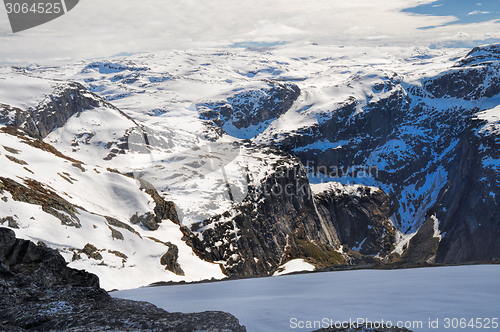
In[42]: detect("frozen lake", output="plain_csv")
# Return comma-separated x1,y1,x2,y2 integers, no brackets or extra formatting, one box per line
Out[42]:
113,265,500,332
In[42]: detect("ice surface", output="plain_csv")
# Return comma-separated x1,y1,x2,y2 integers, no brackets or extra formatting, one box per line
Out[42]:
113,265,500,332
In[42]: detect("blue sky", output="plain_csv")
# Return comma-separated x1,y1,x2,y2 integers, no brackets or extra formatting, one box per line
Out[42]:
1,0,500,64
404,0,500,26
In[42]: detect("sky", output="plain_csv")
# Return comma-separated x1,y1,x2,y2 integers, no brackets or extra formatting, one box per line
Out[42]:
1,0,500,64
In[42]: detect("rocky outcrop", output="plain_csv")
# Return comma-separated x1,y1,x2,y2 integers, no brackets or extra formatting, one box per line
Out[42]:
81,243,104,260
177,146,402,277
198,81,300,135
455,44,500,67
0,228,99,287
132,178,180,230
313,183,396,258
0,177,81,228
276,86,410,172
0,227,247,331
401,217,440,263
0,82,109,139
419,44,500,100
160,243,185,276
0,216,19,229
181,149,344,276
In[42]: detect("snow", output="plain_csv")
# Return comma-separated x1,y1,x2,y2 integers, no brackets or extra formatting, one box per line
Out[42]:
367,139,414,172
46,105,137,167
113,265,500,332
482,157,500,171
311,181,380,197
67,220,226,291
292,140,349,152
476,104,500,137
0,71,54,110
0,129,151,223
395,166,448,232
430,215,442,240
273,259,315,276
352,237,367,252
0,127,226,290
392,229,417,256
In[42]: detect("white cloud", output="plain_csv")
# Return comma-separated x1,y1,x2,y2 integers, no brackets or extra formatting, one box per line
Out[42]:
468,10,490,15
0,0,499,65
365,35,391,40
244,21,305,42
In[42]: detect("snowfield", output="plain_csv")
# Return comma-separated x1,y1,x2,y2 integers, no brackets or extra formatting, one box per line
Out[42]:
113,265,500,332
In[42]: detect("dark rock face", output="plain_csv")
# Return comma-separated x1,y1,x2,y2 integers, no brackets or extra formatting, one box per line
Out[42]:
276,86,410,173
314,185,396,257
198,81,300,136
262,47,500,265
0,82,108,139
455,44,500,67
132,178,180,230
181,149,343,276
0,227,100,288
402,217,440,263
432,126,500,263
160,243,185,276
421,65,500,100
0,227,247,332
179,145,399,277
421,44,500,100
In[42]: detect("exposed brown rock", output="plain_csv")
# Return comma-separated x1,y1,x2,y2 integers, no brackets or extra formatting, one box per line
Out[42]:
160,243,185,276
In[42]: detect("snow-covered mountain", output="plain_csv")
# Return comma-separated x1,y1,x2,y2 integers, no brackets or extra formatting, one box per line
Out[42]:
0,43,499,290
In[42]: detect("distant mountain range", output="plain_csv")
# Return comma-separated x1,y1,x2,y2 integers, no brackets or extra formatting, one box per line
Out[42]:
0,43,499,290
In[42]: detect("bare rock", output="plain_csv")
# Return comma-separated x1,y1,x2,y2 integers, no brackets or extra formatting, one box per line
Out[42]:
0,227,247,331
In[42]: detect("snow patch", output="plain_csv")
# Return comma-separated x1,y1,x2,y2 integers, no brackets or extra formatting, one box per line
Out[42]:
272,259,315,276
311,181,380,197
430,215,442,241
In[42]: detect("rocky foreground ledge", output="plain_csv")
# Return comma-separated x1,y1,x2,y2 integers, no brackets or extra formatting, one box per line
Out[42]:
0,227,246,332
